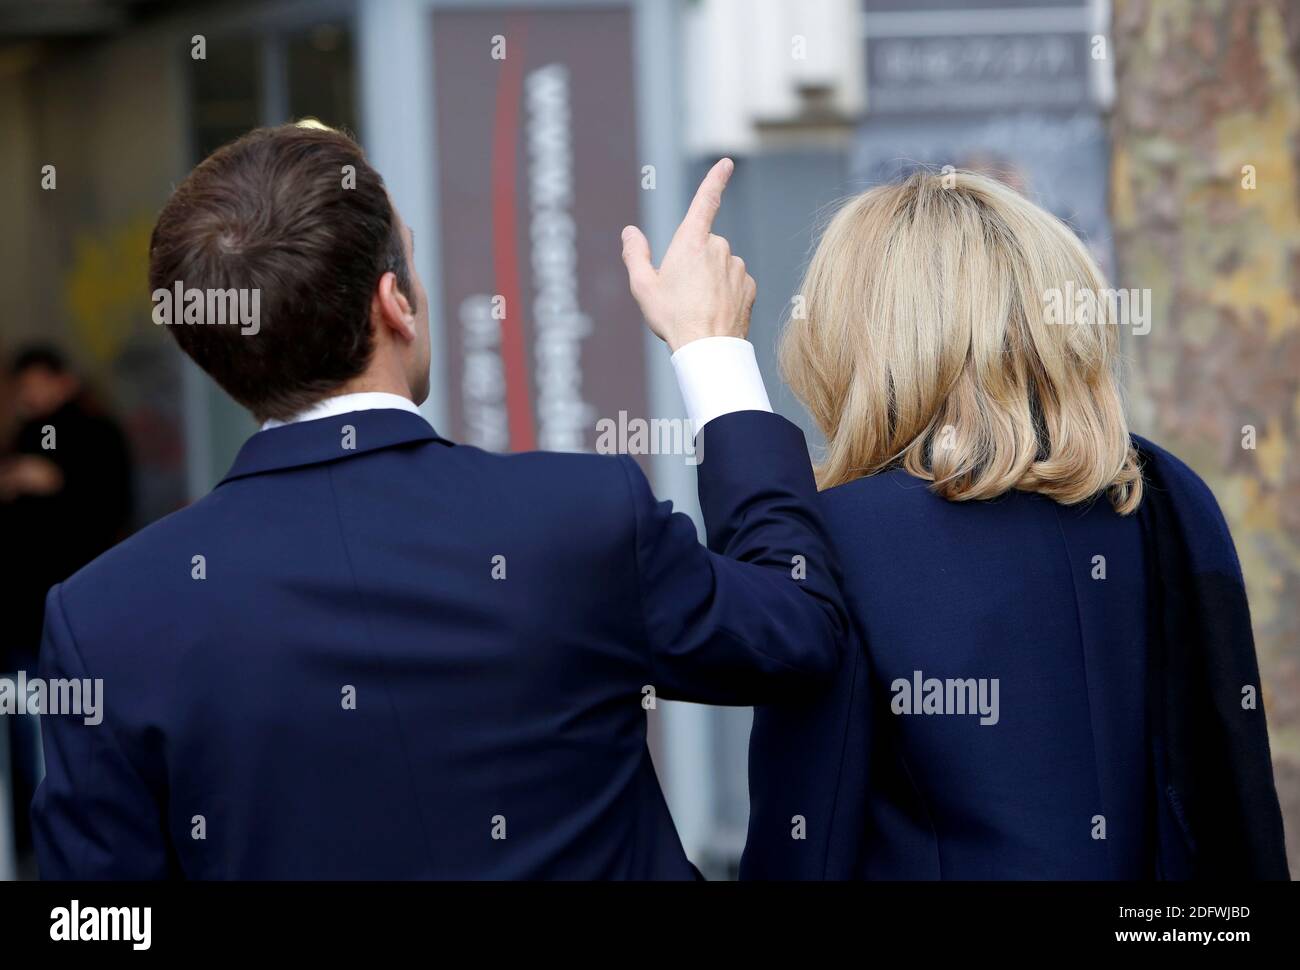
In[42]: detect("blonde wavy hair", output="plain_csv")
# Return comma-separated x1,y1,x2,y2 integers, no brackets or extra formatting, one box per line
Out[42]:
780,169,1142,513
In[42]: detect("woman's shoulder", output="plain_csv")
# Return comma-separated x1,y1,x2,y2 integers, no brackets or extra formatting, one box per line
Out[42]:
817,465,1045,519
820,465,933,501
1130,434,1218,508
817,437,1223,518
814,467,997,550
1130,433,1241,571
817,466,938,520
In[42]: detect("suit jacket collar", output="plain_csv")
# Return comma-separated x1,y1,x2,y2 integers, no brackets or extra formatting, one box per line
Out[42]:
219,407,453,485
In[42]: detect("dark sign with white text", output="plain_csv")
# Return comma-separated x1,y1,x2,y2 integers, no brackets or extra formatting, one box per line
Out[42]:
432,6,647,455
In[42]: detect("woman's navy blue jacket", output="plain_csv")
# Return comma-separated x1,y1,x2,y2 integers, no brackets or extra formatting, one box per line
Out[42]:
740,435,1288,880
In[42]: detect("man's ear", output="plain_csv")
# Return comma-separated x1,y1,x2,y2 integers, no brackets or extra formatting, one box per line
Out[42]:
372,271,416,343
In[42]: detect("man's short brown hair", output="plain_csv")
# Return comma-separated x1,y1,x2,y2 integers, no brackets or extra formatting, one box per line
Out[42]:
148,124,411,421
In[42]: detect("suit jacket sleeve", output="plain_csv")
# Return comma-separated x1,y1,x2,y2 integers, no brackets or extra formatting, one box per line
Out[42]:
619,409,848,705
31,584,173,879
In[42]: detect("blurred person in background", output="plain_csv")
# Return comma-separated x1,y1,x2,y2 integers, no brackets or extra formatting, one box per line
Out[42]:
0,345,133,867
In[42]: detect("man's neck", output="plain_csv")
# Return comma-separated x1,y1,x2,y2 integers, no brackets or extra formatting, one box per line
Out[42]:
329,371,414,404
260,389,423,431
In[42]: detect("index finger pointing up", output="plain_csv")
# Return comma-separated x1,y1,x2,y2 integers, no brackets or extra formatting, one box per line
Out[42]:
675,157,734,244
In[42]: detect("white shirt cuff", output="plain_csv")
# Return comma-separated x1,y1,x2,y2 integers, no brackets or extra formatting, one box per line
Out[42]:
670,336,773,432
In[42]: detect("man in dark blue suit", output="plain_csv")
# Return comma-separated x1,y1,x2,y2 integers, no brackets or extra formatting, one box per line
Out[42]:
31,125,846,879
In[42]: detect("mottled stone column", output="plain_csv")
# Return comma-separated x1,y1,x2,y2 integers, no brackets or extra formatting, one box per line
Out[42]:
1110,0,1300,874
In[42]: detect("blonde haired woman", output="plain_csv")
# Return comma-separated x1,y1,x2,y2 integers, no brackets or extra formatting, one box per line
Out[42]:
736,170,1287,879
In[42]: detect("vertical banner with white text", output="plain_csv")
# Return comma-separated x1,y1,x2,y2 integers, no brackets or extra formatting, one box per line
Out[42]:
432,6,648,456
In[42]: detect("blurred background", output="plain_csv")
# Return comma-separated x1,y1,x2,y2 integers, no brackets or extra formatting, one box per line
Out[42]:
0,0,1296,880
